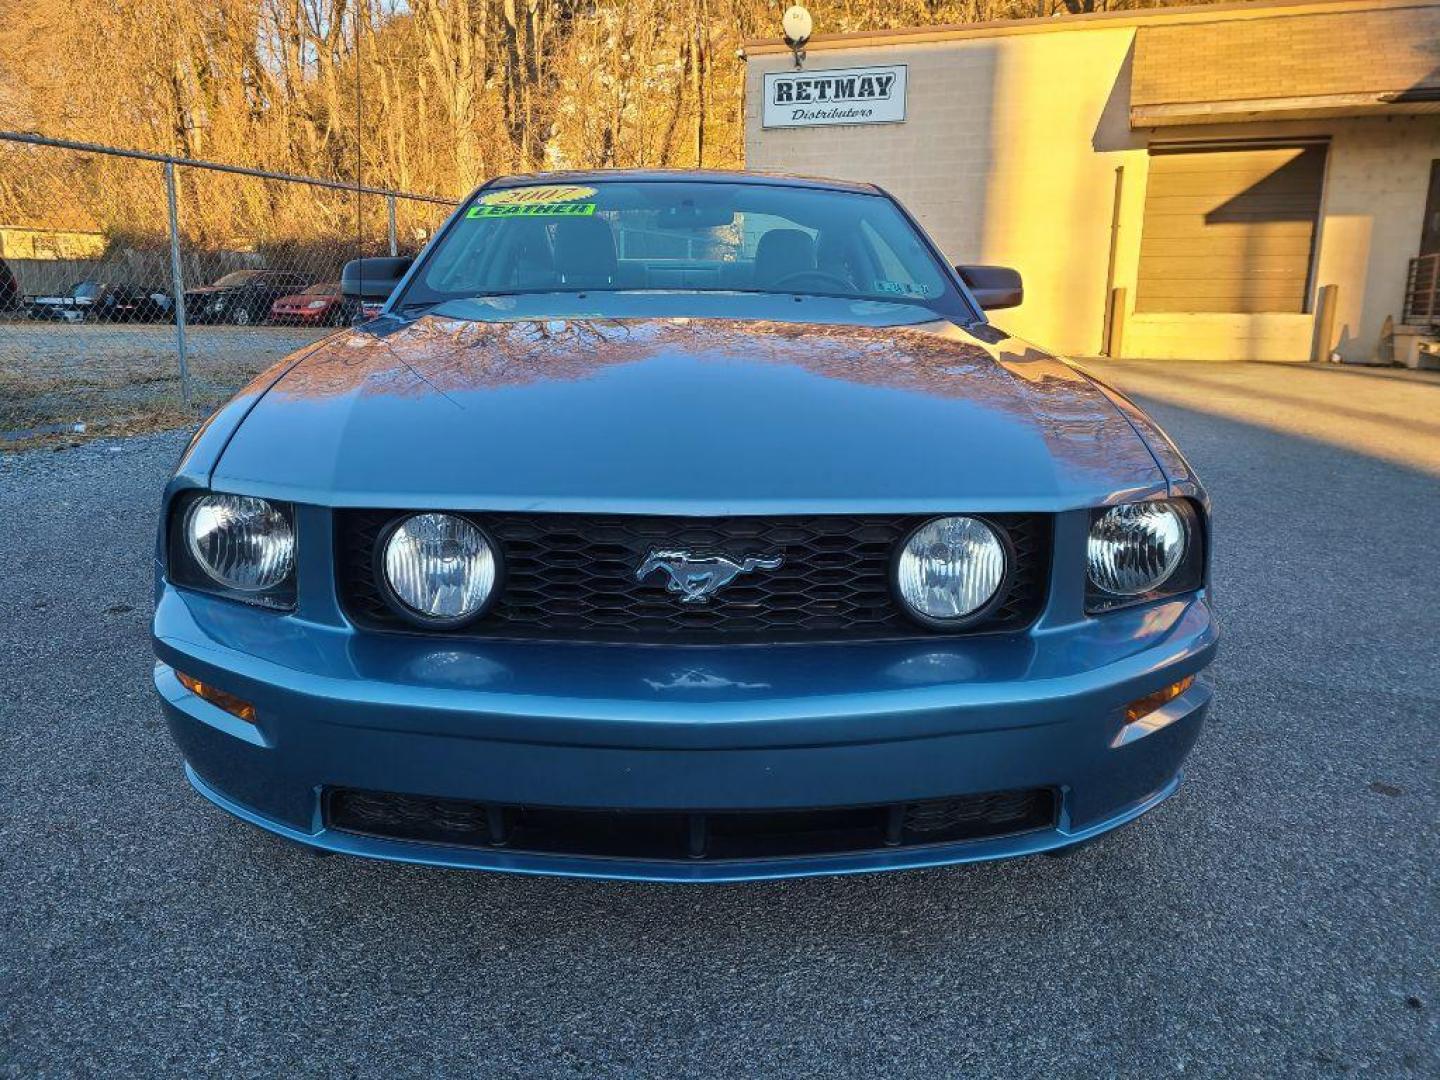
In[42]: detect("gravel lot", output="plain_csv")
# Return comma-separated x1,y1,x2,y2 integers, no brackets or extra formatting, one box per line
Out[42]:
1,361,1436,1078
0,322,329,437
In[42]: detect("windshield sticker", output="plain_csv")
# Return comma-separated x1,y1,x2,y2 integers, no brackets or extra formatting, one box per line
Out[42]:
874,280,929,297
466,202,596,219
479,184,598,207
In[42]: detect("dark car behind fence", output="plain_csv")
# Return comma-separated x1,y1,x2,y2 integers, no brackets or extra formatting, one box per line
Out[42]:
0,132,456,442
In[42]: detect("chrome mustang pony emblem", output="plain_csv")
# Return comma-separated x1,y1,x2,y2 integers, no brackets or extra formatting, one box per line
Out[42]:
636,549,785,604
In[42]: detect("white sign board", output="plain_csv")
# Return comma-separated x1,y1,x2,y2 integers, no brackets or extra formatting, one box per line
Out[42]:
762,64,908,129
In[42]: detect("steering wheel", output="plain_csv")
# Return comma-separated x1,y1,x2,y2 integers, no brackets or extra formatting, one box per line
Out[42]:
768,269,853,293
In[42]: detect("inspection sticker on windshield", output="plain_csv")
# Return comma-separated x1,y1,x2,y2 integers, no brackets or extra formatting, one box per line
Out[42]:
479,184,597,206
467,202,596,219
875,280,929,297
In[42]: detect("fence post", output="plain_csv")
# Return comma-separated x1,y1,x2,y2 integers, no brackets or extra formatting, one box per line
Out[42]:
387,194,398,257
163,161,191,407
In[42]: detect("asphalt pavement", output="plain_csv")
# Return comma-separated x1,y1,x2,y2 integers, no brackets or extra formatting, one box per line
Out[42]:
1,360,1436,1078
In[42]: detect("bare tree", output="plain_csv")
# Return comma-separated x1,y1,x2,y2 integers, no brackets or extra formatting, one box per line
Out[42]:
0,0,1222,238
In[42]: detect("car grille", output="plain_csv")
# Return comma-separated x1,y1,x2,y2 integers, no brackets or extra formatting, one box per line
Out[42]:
325,787,1058,862
336,511,1050,644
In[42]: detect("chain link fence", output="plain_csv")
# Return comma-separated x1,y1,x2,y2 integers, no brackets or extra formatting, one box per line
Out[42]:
0,133,457,443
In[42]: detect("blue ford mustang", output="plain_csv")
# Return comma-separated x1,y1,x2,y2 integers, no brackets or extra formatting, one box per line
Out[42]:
151,171,1217,882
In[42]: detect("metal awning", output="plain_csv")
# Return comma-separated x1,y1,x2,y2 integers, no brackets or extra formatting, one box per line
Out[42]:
1130,4,1440,127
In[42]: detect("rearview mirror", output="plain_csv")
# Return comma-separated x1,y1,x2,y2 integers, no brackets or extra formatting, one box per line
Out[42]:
956,264,1023,311
341,257,413,301
654,203,736,229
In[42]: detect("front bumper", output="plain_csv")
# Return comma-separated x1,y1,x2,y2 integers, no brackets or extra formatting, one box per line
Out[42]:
184,297,231,323
152,581,1217,882
270,308,328,324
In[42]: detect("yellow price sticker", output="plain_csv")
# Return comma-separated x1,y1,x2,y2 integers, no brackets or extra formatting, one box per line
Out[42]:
478,185,598,207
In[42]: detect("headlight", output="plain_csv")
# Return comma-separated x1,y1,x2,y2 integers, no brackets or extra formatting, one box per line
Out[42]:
381,513,497,624
306,300,328,309
895,516,1008,625
184,494,295,592
1087,500,1193,600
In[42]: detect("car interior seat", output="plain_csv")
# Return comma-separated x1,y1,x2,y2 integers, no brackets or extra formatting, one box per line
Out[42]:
506,221,556,289
553,217,618,288
815,231,860,290
753,229,817,288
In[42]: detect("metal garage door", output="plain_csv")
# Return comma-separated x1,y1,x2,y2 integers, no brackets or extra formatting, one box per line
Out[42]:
1136,143,1327,314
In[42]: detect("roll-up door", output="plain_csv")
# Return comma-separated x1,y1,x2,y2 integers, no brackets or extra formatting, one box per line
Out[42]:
1136,143,1326,314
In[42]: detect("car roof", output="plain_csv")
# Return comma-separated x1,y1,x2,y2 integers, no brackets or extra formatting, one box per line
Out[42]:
477,169,883,197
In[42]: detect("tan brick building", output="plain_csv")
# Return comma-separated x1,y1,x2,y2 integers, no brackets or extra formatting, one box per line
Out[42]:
744,0,1440,365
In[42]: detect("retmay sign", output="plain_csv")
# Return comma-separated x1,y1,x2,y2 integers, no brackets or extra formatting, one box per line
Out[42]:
761,65,907,128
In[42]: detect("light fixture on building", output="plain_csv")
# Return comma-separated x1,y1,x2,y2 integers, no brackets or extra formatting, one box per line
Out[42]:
782,5,813,69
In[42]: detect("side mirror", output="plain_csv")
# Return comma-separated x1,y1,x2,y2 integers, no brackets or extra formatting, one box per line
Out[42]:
956,264,1023,311
341,257,413,301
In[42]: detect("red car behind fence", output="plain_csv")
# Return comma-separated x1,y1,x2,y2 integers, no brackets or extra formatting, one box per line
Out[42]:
268,282,346,326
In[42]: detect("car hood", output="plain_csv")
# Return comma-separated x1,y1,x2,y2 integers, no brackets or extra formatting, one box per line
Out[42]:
212,311,1167,512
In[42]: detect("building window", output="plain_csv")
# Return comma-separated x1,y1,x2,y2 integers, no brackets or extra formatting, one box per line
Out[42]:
1135,143,1327,315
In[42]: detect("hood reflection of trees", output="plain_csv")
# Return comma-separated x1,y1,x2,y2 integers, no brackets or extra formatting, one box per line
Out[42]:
267,314,1140,480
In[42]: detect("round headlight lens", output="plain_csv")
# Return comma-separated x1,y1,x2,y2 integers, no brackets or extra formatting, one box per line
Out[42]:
896,516,1007,623
1087,502,1187,596
185,494,295,591
382,513,496,622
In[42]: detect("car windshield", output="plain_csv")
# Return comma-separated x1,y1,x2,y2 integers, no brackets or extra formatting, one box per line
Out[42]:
213,271,259,287
71,281,102,299
403,180,956,309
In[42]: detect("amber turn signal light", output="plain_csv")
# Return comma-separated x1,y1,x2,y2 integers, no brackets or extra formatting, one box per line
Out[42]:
1124,675,1195,724
175,670,257,723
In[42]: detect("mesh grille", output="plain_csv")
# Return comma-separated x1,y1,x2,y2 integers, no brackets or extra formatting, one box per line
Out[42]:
337,511,1049,644
902,790,1046,835
326,787,1059,861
